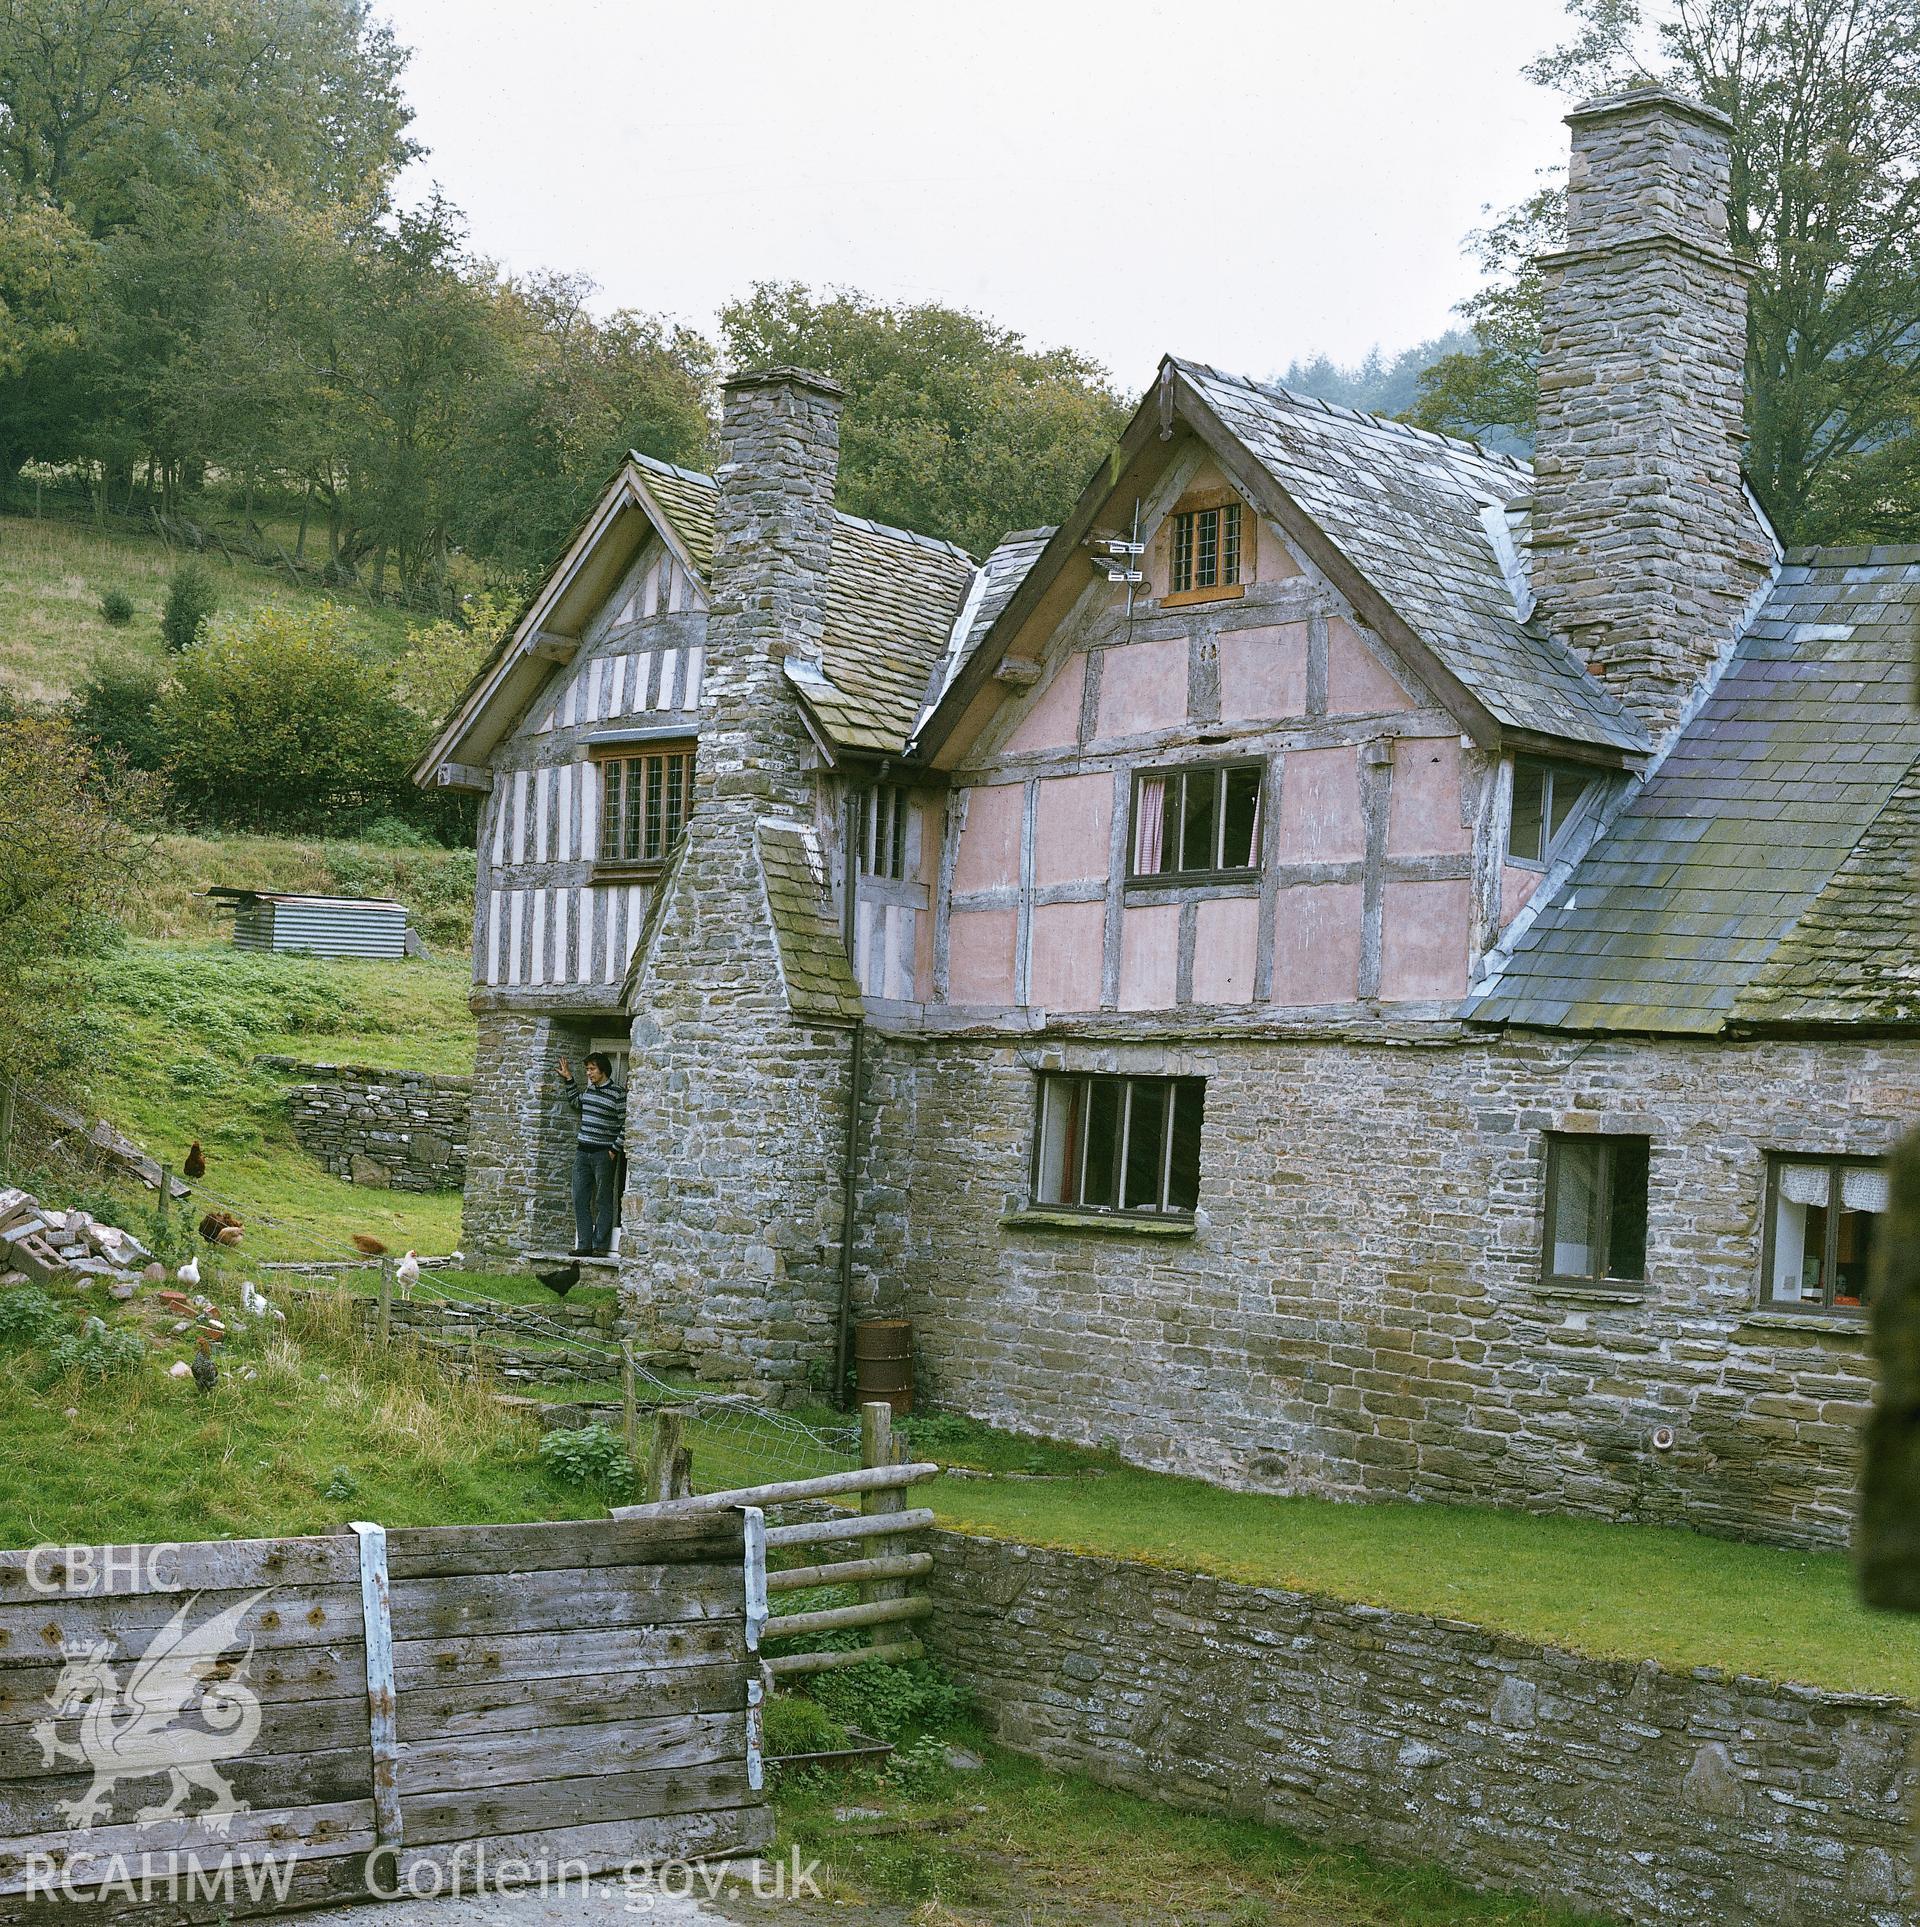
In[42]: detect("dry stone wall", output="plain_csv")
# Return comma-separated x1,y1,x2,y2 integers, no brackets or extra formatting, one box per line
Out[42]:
876,1026,1920,1550
925,1531,1916,1927
270,1058,471,1192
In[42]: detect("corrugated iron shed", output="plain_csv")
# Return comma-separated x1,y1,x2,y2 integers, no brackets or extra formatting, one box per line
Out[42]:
205,888,412,961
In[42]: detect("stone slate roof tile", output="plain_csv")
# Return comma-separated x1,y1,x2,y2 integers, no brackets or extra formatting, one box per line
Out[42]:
756,819,864,1025
633,453,976,756
1465,549,1920,1034
1173,361,1650,754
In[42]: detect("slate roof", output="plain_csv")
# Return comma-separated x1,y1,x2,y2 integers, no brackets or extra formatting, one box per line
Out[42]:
1465,548,1920,1034
757,820,863,1024
915,527,1054,725
1173,362,1650,754
631,453,976,756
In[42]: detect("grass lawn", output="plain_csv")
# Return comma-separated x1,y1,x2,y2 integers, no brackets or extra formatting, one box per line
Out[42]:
16,939,475,1264
910,1422,1920,1702
0,511,417,704
768,1743,1604,1927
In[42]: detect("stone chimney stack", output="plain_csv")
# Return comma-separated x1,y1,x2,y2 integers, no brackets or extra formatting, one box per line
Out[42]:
701,366,845,821
1531,89,1774,743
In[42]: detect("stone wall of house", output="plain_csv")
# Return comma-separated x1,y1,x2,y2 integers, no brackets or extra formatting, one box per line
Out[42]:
267,1058,471,1192
876,1025,1920,1550
924,1531,1916,1927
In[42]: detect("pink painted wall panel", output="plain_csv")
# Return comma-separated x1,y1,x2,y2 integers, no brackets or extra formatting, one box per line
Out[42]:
947,908,1018,1005
1269,882,1362,1004
1192,896,1259,1004
1326,615,1413,715
1033,772,1113,886
1096,638,1189,739
1501,863,1545,927
1118,902,1180,1010
1217,623,1309,724
1275,746,1364,862
1004,653,1086,753
1387,736,1469,856
1379,878,1472,1001
1028,900,1107,1011
951,783,1024,893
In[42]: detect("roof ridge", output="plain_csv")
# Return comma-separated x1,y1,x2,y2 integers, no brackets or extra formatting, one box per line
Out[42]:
628,448,716,489
1785,542,1920,569
1170,356,1534,478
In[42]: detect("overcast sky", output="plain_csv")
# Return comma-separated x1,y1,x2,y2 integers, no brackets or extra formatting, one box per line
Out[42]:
384,0,1574,391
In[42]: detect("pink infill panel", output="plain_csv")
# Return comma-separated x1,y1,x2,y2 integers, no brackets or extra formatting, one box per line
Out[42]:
1326,615,1413,716
947,907,1018,1005
1217,623,1309,724
1028,900,1107,1012
1379,878,1471,1001
1033,772,1114,886
1117,902,1180,1011
1387,737,1470,856
951,783,1024,893
1269,882,1362,1005
1004,653,1087,753
1191,896,1259,1004
1275,746,1364,863
1096,637,1189,740
1501,863,1544,927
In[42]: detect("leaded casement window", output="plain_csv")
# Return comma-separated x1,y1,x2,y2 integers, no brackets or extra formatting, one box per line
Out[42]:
853,782,910,880
1170,502,1243,597
1508,757,1602,866
593,740,694,872
1033,1073,1204,1218
1541,1133,1651,1288
1129,762,1262,880
1762,1155,1887,1314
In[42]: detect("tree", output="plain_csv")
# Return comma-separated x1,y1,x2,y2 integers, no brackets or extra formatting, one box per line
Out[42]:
391,590,518,726
718,283,1130,557
1410,0,1920,543
155,602,421,831
0,714,158,1084
0,187,97,497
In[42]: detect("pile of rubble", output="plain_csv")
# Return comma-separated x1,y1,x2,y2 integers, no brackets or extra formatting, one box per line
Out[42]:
0,1188,157,1294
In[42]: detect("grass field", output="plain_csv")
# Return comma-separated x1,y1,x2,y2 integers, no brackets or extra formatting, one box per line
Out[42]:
0,510,416,704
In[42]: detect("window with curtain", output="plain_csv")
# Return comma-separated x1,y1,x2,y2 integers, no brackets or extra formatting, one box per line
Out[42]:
1541,1133,1651,1287
593,741,695,871
1131,763,1262,879
1763,1155,1887,1312
1033,1073,1205,1218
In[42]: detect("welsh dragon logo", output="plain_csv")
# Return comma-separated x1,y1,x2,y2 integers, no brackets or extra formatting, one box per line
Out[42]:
31,1590,269,1833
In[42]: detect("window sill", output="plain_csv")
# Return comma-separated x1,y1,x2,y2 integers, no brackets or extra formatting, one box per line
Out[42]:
1000,1208,1196,1238
1162,585,1246,609
590,863,667,884
1534,1280,1647,1305
1124,870,1260,893
1740,1309,1870,1336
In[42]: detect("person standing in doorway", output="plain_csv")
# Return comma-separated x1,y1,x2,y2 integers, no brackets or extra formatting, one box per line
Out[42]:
555,1052,625,1256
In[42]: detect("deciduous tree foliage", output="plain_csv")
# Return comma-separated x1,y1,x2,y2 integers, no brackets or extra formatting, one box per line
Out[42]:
719,283,1131,558
1411,0,1920,544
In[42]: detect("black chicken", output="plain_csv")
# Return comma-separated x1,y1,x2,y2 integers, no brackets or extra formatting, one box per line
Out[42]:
534,1262,580,1299
183,1141,206,1181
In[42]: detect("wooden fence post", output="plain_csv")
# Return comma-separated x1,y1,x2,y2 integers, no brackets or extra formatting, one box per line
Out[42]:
650,1406,691,1504
622,1343,639,1474
0,1077,15,1178
859,1401,906,1649
378,1257,393,1347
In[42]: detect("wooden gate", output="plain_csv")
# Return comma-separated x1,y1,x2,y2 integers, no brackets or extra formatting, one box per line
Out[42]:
0,1514,769,1922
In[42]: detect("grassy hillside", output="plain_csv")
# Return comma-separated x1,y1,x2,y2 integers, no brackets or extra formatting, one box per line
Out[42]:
0,511,417,704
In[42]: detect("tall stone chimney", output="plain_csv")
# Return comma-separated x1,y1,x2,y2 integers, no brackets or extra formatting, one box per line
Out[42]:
700,366,845,820
1531,89,1774,743
619,366,862,1400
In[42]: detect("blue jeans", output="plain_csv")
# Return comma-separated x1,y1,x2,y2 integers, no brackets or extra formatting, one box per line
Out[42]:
571,1144,621,1253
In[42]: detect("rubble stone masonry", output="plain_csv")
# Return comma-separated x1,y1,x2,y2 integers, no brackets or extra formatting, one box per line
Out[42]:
926,1531,1916,1927
873,1026,1920,1549
271,1058,471,1192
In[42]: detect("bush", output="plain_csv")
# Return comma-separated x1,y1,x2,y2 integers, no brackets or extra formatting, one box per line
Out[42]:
537,1420,635,1497
357,815,432,849
160,563,218,653
0,1288,67,1348
69,658,168,772
100,588,134,626
155,602,425,831
793,1626,968,1742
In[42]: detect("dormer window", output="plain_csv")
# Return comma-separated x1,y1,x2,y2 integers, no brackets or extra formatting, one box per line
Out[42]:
1163,492,1254,606
1508,757,1600,867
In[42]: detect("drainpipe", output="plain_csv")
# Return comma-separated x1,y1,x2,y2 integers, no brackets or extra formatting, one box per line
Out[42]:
833,782,867,1408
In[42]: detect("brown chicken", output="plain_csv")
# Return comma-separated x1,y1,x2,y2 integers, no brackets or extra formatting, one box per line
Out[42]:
198,1209,241,1245
215,1225,243,1248
183,1141,206,1181
350,1234,388,1257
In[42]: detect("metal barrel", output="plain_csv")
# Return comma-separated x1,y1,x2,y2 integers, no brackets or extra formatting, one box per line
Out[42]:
852,1318,914,1414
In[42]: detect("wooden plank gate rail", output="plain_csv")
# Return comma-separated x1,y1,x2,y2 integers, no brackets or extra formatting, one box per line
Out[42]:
613,1402,941,1682
0,1515,770,1923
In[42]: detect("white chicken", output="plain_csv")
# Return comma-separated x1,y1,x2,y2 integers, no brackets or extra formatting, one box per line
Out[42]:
176,1255,200,1288
395,1250,421,1295
241,1280,268,1321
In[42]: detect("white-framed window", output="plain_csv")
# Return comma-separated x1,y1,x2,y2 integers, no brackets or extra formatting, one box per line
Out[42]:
1762,1155,1887,1314
1033,1072,1204,1218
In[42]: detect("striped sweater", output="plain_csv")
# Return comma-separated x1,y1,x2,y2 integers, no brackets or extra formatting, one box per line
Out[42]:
559,1075,626,1149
